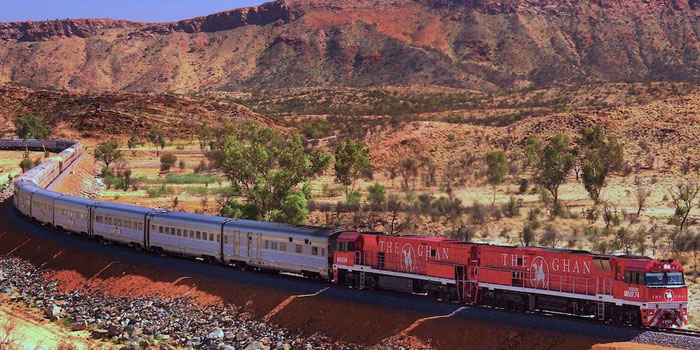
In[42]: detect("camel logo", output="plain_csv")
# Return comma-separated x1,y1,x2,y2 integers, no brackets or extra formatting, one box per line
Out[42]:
664,289,674,302
400,244,415,272
529,256,549,289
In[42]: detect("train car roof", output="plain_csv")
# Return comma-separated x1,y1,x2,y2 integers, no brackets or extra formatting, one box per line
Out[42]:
94,201,156,215
31,189,64,199
152,210,230,226
224,218,346,238
55,195,98,206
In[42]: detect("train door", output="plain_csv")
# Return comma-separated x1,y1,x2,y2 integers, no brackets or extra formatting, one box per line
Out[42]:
234,230,240,257
144,211,158,249
256,233,262,261
246,232,252,259
88,203,100,238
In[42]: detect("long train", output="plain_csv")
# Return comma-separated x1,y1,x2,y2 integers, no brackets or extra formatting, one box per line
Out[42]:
2,139,688,328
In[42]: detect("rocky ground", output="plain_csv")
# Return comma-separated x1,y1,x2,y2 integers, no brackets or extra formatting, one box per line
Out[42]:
0,257,355,350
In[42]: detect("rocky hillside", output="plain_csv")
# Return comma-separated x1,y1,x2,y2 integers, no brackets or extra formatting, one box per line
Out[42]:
0,0,697,93
0,86,275,139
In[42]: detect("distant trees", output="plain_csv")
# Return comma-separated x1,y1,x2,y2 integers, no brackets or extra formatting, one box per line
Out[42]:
670,182,700,231
579,126,624,203
149,130,166,156
299,117,332,139
334,140,370,195
485,150,509,205
94,141,123,169
160,153,177,172
14,114,51,153
196,122,212,152
214,122,331,224
635,179,652,217
396,157,419,191
127,134,138,155
526,134,575,207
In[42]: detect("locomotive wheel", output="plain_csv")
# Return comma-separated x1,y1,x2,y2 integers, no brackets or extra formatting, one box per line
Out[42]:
365,276,377,290
344,273,354,288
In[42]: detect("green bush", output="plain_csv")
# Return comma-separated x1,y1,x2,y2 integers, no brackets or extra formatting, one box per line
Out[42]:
186,186,209,196
146,184,175,198
299,117,333,139
140,173,222,185
503,196,520,217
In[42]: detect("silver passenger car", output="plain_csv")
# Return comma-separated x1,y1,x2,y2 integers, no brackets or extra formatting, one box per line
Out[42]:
14,181,39,216
54,195,98,235
148,211,228,260
22,158,60,189
93,202,152,247
31,189,63,225
223,220,343,279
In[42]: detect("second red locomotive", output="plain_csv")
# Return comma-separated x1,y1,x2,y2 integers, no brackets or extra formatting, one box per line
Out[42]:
333,232,687,328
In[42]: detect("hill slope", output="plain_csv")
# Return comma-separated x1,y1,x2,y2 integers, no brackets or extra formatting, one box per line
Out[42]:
0,0,697,93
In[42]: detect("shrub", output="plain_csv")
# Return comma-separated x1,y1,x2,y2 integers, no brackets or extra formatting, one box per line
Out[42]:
19,158,33,172
346,191,362,205
469,201,487,225
518,178,529,194
585,226,597,242
194,160,208,173
179,160,186,170
367,183,386,206
299,117,333,139
186,186,209,196
503,196,520,217
160,153,177,172
146,184,174,198
550,201,565,218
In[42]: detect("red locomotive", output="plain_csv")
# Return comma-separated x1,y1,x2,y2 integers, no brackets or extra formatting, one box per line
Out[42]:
333,232,687,328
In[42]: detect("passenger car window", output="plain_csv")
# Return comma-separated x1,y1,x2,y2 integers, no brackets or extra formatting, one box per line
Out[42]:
312,247,318,256
296,244,302,254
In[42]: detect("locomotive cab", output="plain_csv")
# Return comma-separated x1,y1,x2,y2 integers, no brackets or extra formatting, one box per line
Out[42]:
620,259,688,328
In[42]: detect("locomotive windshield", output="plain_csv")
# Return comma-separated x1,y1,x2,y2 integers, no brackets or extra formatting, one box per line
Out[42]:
646,272,685,286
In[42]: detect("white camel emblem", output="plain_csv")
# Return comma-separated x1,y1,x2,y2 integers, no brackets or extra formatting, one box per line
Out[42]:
665,289,673,302
402,249,413,269
530,257,549,289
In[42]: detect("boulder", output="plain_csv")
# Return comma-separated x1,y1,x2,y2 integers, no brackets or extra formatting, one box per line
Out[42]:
207,328,224,340
91,329,109,339
71,321,87,331
245,341,264,350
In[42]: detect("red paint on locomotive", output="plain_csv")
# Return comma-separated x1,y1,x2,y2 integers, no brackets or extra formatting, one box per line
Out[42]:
333,232,688,328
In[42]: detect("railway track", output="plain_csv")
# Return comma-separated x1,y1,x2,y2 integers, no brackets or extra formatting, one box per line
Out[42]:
650,326,700,338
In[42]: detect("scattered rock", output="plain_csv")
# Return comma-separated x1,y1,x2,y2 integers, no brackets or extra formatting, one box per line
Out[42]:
0,256,342,349
245,341,264,350
207,328,224,340
71,321,87,331
91,329,108,339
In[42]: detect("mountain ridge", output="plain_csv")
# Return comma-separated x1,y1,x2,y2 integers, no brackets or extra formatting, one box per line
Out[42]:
0,0,697,92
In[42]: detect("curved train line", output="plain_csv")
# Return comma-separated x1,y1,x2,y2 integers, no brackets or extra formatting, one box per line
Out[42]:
2,138,699,342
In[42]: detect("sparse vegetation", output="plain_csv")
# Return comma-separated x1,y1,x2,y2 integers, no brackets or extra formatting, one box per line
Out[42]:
94,141,123,169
